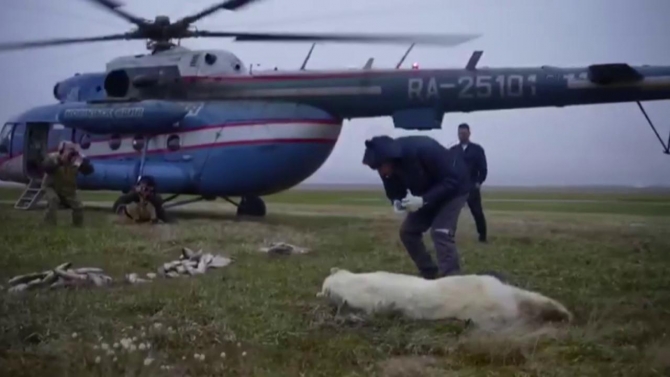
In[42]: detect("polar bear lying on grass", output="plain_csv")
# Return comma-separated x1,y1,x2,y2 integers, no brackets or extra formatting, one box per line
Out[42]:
316,268,572,329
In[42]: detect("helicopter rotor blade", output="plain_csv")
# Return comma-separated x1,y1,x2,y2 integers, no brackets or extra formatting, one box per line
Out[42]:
82,0,148,26
192,30,481,46
176,0,263,26
0,33,138,53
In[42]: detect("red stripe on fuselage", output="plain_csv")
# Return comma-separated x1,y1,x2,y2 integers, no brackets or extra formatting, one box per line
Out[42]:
0,137,336,165
91,138,336,159
0,118,342,165
183,118,341,132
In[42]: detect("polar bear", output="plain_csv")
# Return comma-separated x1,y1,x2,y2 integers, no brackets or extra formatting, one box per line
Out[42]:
316,268,572,330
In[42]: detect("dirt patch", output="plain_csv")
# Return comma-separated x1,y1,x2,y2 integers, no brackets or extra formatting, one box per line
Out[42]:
377,356,441,377
451,325,567,366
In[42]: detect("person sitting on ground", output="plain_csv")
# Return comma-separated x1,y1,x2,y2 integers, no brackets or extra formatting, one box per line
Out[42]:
114,176,168,224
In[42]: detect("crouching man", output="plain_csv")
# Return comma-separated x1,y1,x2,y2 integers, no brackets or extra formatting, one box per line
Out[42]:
362,135,471,279
115,176,168,224
42,141,94,227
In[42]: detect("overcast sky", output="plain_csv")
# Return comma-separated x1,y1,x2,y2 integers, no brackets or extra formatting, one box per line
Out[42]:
1,0,669,187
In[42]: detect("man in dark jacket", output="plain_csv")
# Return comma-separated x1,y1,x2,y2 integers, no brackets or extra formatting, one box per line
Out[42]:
362,135,471,279
451,123,488,242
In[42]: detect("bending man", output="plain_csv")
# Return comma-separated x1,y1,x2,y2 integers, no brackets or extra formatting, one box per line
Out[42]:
362,135,471,279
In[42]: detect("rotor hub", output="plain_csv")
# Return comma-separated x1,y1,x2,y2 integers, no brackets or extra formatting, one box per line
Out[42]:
154,15,171,26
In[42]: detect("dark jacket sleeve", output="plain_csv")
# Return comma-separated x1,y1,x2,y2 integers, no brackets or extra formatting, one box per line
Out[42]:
78,158,94,176
42,156,60,174
475,145,487,184
381,173,406,203
418,147,467,207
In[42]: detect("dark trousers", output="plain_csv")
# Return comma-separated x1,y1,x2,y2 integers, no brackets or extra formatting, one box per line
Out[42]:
399,193,469,279
467,187,487,240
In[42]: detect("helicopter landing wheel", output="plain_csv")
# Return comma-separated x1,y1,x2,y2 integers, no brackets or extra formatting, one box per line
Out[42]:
236,196,266,217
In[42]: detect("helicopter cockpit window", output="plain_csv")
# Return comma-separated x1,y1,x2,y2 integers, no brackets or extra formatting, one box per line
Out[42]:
132,135,145,151
190,53,201,67
79,133,91,150
166,134,181,151
109,134,121,151
204,53,217,65
0,123,12,154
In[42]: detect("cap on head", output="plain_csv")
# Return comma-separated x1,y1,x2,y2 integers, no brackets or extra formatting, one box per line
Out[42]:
362,140,380,169
362,135,400,170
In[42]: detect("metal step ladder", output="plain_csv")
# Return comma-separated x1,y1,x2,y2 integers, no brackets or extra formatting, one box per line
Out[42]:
14,179,44,210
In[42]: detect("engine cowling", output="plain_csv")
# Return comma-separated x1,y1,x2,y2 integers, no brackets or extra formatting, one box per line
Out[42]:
104,65,183,98
104,69,131,98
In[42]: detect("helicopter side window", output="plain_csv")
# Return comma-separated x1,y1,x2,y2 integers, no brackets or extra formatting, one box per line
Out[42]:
204,53,217,65
190,53,201,67
132,135,145,151
79,133,91,150
0,123,13,155
109,134,121,151
166,134,181,151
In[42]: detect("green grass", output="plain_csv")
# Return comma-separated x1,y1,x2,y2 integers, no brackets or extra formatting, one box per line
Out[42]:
1,188,670,376
1,186,669,216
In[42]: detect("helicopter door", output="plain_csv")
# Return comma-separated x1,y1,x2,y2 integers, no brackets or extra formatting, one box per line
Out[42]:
23,123,50,180
0,123,11,157
0,123,14,181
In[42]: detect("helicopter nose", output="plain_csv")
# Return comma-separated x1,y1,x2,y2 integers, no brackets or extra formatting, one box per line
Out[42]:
53,82,61,101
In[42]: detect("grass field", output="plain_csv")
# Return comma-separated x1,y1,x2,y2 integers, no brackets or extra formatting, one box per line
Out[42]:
1,186,670,376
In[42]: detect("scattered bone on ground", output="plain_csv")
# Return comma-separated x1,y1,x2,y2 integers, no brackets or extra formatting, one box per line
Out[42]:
258,242,310,255
5,247,234,292
4,243,308,293
152,247,233,280
6,262,113,293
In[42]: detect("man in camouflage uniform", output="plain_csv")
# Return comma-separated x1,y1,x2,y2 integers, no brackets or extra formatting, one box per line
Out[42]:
41,141,94,226
114,176,167,224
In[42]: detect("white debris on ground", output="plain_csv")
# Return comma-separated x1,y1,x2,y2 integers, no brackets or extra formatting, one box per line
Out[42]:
4,247,234,293
6,262,113,294
149,247,232,280
258,242,310,256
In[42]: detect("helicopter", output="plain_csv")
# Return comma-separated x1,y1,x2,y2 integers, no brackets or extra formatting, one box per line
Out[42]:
0,0,669,218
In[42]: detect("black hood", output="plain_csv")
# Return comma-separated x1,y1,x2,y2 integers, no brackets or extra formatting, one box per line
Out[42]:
362,135,402,169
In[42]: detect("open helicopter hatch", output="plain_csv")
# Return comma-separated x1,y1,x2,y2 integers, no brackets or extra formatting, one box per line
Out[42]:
0,122,64,181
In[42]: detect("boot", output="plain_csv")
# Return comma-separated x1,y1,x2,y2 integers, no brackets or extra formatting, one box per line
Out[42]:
72,209,84,227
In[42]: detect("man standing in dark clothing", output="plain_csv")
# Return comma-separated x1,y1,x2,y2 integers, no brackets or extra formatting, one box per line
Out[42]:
451,123,488,242
362,135,471,279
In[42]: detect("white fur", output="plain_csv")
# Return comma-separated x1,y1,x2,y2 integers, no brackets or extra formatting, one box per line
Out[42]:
317,268,572,330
